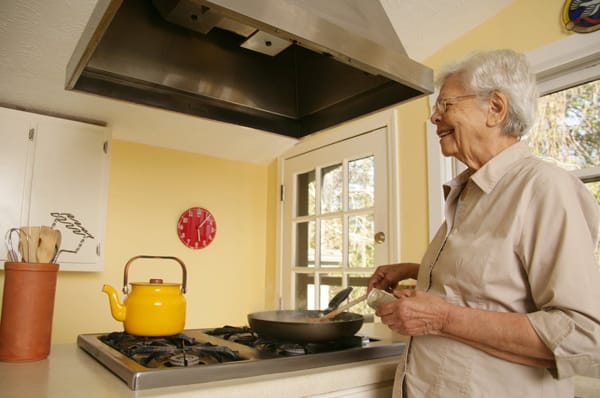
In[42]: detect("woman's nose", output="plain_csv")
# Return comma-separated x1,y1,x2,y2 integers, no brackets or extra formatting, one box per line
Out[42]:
430,109,441,124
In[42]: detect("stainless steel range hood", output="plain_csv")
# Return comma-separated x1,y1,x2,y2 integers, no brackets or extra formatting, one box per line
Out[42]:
66,0,433,138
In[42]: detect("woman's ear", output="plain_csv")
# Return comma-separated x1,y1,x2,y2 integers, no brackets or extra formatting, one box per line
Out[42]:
486,91,508,128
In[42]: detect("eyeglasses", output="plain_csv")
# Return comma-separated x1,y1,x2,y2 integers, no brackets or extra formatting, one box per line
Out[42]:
432,94,478,115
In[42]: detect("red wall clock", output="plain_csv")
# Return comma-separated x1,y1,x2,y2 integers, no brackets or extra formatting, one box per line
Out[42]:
177,207,217,249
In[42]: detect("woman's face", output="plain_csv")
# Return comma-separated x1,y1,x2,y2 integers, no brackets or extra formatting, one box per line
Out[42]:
430,74,491,169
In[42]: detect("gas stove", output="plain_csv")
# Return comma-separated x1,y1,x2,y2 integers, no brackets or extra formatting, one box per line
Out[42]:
77,325,406,390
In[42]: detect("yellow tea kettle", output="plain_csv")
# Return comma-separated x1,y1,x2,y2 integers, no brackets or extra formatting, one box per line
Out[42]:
102,255,187,336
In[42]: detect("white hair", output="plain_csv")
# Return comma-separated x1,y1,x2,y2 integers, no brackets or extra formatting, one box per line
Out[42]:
436,49,539,137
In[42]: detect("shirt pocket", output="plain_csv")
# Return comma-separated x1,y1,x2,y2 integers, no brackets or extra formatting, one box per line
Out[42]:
447,252,492,306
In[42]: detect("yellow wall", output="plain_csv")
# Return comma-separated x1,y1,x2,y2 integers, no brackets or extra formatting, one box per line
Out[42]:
47,140,271,342
426,0,569,69
396,98,432,262
393,0,572,262
0,0,578,344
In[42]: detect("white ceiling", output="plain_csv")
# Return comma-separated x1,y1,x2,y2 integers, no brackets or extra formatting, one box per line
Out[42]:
0,0,513,164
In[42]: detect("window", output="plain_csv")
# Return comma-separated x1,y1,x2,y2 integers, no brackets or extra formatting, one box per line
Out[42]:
526,78,600,263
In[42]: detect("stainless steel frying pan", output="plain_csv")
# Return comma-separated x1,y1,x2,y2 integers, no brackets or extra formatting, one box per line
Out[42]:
247,288,364,342
247,310,363,342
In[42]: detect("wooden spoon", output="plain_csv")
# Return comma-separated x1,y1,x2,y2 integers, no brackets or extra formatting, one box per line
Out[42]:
313,293,368,322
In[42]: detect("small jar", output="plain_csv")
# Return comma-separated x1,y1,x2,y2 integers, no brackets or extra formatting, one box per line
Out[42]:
367,288,397,309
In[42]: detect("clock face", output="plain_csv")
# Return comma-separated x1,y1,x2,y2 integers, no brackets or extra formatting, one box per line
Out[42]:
177,207,217,249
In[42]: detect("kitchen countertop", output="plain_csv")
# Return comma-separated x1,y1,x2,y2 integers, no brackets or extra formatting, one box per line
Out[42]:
0,324,407,398
2,323,599,397
0,345,402,398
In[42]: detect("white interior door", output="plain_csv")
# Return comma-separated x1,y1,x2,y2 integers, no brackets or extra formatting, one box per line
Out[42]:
281,127,390,315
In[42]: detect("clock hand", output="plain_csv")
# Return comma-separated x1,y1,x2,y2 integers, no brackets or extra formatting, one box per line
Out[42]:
198,215,211,228
196,215,212,240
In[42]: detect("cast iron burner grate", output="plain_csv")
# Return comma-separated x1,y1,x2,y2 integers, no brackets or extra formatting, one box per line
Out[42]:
206,326,258,345
98,331,242,368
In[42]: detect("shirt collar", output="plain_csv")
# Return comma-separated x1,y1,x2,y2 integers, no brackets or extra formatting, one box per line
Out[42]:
443,141,533,198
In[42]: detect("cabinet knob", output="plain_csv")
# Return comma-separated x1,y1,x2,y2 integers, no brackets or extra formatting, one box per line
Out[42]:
374,231,386,244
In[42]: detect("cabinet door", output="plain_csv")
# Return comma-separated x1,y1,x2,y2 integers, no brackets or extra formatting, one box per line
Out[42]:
0,108,32,262
27,117,110,271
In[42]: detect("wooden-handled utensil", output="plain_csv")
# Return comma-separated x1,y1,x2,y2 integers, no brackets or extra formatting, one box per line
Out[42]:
18,226,41,263
37,226,60,263
315,293,368,322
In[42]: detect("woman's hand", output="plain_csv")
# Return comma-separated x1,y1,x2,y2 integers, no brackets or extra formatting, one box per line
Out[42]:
376,290,450,336
376,290,555,368
367,263,419,293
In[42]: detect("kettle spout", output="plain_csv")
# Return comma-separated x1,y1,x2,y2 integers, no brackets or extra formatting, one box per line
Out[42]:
102,284,126,322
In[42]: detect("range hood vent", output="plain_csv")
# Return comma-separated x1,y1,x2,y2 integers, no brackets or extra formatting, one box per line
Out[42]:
67,0,433,138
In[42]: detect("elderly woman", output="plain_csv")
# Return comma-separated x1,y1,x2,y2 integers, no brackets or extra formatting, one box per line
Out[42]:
368,49,600,397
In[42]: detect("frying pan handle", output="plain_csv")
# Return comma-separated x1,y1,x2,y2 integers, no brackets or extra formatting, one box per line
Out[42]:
122,255,187,294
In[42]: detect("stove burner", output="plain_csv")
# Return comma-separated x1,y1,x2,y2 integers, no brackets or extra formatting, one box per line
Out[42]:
98,331,242,368
169,353,203,367
279,344,306,356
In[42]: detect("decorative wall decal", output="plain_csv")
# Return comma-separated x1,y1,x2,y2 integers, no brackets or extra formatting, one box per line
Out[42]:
562,0,600,33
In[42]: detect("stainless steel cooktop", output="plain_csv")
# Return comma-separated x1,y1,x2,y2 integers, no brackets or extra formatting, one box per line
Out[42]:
78,327,406,390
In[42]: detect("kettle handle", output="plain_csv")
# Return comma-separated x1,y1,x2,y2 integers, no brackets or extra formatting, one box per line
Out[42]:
122,255,187,294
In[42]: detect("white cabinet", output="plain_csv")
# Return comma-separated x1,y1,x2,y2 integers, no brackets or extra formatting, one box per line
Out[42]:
0,113,31,257
0,107,110,271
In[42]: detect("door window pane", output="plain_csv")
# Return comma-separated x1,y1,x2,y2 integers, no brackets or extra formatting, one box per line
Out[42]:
320,217,342,267
295,273,314,310
321,164,342,213
296,170,315,217
348,214,374,268
319,273,343,310
349,156,374,210
295,221,315,268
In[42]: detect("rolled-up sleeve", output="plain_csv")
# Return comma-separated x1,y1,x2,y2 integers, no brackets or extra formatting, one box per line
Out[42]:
528,310,600,378
520,166,600,378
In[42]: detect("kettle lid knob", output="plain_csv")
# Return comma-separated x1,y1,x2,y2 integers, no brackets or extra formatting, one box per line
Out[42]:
149,278,163,284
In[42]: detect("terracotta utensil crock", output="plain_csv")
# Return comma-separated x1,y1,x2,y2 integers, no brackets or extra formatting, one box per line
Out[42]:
0,261,59,361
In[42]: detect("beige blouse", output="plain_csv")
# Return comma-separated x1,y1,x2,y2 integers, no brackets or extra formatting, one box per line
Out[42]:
394,141,600,397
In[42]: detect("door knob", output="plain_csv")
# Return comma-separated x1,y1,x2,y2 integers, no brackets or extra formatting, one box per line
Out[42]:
374,231,385,244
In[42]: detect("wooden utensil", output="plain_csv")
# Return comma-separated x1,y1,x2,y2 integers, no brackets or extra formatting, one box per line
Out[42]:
18,226,41,263
315,293,368,322
51,229,62,263
37,226,60,263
